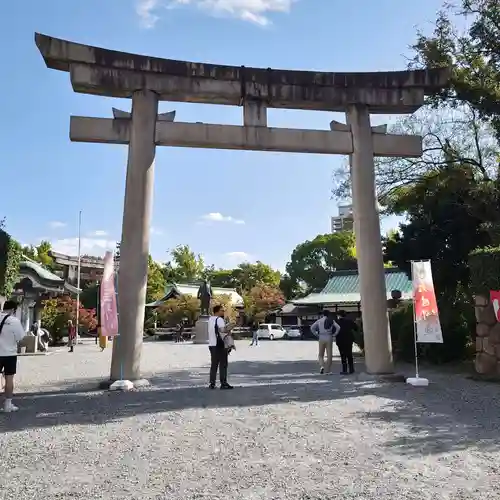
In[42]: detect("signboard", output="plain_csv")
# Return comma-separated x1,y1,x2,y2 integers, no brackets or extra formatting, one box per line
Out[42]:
100,251,119,337
411,260,443,344
490,290,500,322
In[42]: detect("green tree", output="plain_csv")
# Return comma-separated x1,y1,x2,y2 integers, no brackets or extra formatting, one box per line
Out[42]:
147,255,166,303
206,262,281,292
411,0,500,140
41,296,97,343
286,232,357,292
206,267,238,289
35,240,55,269
164,245,204,283
0,229,22,299
279,273,306,300
231,262,281,291
157,295,200,327
243,284,285,323
383,161,497,295
80,282,99,310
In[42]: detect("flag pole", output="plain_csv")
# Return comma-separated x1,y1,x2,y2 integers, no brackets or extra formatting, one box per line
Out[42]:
75,210,82,345
411,260,419,379
407,260,429,387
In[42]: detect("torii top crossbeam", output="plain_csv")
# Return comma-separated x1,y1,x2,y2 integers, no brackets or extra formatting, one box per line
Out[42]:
35,33,449,114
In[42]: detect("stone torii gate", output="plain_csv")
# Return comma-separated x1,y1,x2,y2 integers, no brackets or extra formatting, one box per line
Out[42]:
35,33,448,383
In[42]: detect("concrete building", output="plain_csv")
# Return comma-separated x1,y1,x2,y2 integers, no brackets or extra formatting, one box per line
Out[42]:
331,204,354,233
50,251,105,286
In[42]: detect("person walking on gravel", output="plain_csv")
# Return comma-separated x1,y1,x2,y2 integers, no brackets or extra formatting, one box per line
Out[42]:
336,310,357,375
310,310,340,374
208,305,234,390
67,320,76,353
0,300,27,412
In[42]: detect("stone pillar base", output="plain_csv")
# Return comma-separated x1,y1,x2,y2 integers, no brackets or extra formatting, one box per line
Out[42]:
193,316,210,344
98,378,150,390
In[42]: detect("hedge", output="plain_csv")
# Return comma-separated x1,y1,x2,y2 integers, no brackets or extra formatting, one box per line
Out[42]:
468,245,500,296
0,229,22,298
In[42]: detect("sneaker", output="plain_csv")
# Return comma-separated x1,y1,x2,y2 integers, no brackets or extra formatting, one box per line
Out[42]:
3,402,19,413
220,383,234,390
208,383,215,390
319,367,325,374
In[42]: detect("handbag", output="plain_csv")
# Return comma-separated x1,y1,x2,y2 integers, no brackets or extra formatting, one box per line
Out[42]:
223,333,235,350
214,317,235,350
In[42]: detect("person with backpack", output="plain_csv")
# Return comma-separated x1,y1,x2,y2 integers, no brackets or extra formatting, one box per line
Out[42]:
0,300,27,412
207,305,235,390
310,310,340,374
336,310,357,375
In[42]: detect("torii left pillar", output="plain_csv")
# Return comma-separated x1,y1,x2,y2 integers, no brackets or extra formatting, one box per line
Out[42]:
110,89,158,382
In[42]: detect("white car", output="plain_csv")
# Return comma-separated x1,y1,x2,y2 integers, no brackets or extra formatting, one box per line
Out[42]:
256,323,287,340
284,327,302,339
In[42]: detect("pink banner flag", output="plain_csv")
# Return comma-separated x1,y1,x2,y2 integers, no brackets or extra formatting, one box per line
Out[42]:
100,251,119,337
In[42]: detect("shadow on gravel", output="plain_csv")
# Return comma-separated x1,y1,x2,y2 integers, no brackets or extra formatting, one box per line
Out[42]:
3,358,500,458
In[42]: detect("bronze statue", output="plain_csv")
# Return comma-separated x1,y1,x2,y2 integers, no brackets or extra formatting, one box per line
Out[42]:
197,279,213,316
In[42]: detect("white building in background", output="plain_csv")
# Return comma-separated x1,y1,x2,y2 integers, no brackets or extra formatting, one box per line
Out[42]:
331,204,354,233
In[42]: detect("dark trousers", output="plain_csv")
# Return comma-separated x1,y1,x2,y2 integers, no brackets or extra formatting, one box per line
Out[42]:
337,340,354,373
209,345,228,385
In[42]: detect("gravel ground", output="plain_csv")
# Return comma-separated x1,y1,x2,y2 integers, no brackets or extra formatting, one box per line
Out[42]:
1,340,499,500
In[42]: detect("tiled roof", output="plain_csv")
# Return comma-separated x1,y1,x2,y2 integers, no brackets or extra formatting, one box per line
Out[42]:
293,267,412,305
20,260,64,284
146,283,244,307
18,259,81,294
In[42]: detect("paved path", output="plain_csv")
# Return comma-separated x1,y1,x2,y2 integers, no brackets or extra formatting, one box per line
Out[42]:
1,340,499,499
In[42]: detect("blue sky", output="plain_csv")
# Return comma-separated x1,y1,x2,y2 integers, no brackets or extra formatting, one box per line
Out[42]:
1,0,445,271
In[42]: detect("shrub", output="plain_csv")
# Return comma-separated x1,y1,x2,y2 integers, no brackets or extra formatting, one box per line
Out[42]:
389,299,474,364
41,296,97,343
0,229,22,299
469,246,500,296
156,296,200,327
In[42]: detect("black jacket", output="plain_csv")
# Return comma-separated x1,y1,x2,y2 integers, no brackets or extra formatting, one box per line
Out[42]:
336,318,357,344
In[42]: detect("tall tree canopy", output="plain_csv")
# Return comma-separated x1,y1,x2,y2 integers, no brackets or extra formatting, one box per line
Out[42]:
411,0,500,140
286,232,357,292
147,255,167,303
206,261,281,291
383,161,496,296
163,245,205,283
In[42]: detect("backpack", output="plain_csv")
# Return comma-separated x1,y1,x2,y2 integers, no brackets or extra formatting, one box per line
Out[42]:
0,314,11,335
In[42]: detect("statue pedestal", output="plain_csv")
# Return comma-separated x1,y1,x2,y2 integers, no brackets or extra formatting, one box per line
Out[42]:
193,315,210,344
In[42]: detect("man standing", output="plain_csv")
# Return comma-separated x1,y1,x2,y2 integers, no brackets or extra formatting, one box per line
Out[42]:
336,310,357,375
0,300,26,412
207,305,234,390
310,311,340,374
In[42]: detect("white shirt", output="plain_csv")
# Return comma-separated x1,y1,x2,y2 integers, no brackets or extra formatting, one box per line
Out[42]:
208,316,226,346
310,316,340,341
0,313,26,356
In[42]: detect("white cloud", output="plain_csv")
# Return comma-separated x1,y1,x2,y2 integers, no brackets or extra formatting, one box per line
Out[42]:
89,230,108,237
51,238,116,258
136,0,161,28
225,251,252,264
151,226,164,235
136,0,295,28
49,221,66,229
201,212,245,224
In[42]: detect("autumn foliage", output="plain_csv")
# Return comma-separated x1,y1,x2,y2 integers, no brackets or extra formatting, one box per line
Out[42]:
244,284,285,323
41,295,97,342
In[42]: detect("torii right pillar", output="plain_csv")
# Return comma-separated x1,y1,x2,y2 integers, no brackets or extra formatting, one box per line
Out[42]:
346,105,393,374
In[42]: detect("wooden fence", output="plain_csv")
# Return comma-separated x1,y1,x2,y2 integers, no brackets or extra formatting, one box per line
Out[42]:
150,326,254,341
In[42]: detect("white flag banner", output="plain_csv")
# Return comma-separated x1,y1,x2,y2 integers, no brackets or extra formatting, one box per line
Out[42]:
411,260,443,344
